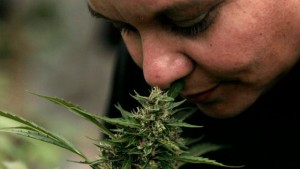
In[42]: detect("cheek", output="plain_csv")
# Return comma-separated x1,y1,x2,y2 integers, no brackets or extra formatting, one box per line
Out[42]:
122,33,143,67
186,36,261,78
185,4,277,76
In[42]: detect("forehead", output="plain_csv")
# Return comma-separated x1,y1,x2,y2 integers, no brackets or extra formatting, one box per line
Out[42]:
87,0,214,21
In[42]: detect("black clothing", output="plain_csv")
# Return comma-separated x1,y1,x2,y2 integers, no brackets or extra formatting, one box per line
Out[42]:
106,43,300,169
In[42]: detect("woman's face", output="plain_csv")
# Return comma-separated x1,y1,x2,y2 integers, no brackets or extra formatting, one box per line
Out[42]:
88,0,300,118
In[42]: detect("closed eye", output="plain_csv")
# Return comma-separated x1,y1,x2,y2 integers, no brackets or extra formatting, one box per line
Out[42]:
112,22,138,34
170,11,212,36
170,2,222,37
109,1,223,37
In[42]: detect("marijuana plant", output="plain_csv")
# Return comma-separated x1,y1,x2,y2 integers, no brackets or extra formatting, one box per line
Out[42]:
0,82,241,169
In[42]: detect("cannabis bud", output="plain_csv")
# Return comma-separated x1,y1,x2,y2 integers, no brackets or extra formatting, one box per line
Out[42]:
0,81,241,169
96,86,199,168
93,81,237,169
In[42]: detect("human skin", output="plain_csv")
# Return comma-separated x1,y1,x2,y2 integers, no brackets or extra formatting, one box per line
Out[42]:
87,0,300,118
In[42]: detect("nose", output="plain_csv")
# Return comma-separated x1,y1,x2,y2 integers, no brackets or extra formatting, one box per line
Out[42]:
141,31,194,89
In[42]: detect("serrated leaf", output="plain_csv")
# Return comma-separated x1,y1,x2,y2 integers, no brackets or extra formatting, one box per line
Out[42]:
174,155,244,168
70,107,140,129
115,103,134,119
168,100,186,110
176,143,227,168
172,107,197,121
188,143,224,157
158,138,184,154
93,114,140,128
0,110,48,134
130,91,150,106
84,159,108,169
28,92,82,110
0,126,71,151
167,122,202,128
29,92,115,139
0,110,86,160
88,159,104,165
69,107,115,138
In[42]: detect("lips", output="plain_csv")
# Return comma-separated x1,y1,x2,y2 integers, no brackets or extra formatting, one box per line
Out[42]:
183,84,220,104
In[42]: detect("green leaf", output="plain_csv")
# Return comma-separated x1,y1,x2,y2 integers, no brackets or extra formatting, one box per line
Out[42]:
0,86,238,169
35,93,141,140
108,136,130,143
0,126,71,151
121,157,132,169
168,100,186,110
0,110,48,133
167,122,202,128
143,146,153,156
167,80,184,99
88,159,104,166
69,107,115,138
0,110,87,160
28,91,82,110
172,107,197,121
29,92,115,138
96,140,117,150
130,91,150,106
158,138,184,154
174,155,244,168
188,143,225,157
176,143,227,168
127,147,143,155
93,114,140,128
115,103,134,119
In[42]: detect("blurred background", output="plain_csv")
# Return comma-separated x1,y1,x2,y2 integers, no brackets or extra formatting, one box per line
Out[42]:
0,0,121,168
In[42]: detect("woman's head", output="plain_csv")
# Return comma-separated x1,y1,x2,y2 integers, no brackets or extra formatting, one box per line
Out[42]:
88,0,300,118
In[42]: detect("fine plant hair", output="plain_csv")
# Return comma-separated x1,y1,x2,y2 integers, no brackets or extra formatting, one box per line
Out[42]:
0,81,243,169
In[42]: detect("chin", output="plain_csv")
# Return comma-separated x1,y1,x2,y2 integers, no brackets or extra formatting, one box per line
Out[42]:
196,103,248,119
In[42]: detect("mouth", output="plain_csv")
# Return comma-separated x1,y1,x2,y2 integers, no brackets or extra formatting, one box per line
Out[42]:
183,84,220,104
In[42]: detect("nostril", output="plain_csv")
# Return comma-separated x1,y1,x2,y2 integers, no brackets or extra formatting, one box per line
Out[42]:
143,54,194,89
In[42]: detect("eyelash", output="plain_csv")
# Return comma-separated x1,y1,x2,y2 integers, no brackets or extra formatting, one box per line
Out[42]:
117,15,212,37
119,24,137,34
170,12,213,36
116,4,220,37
